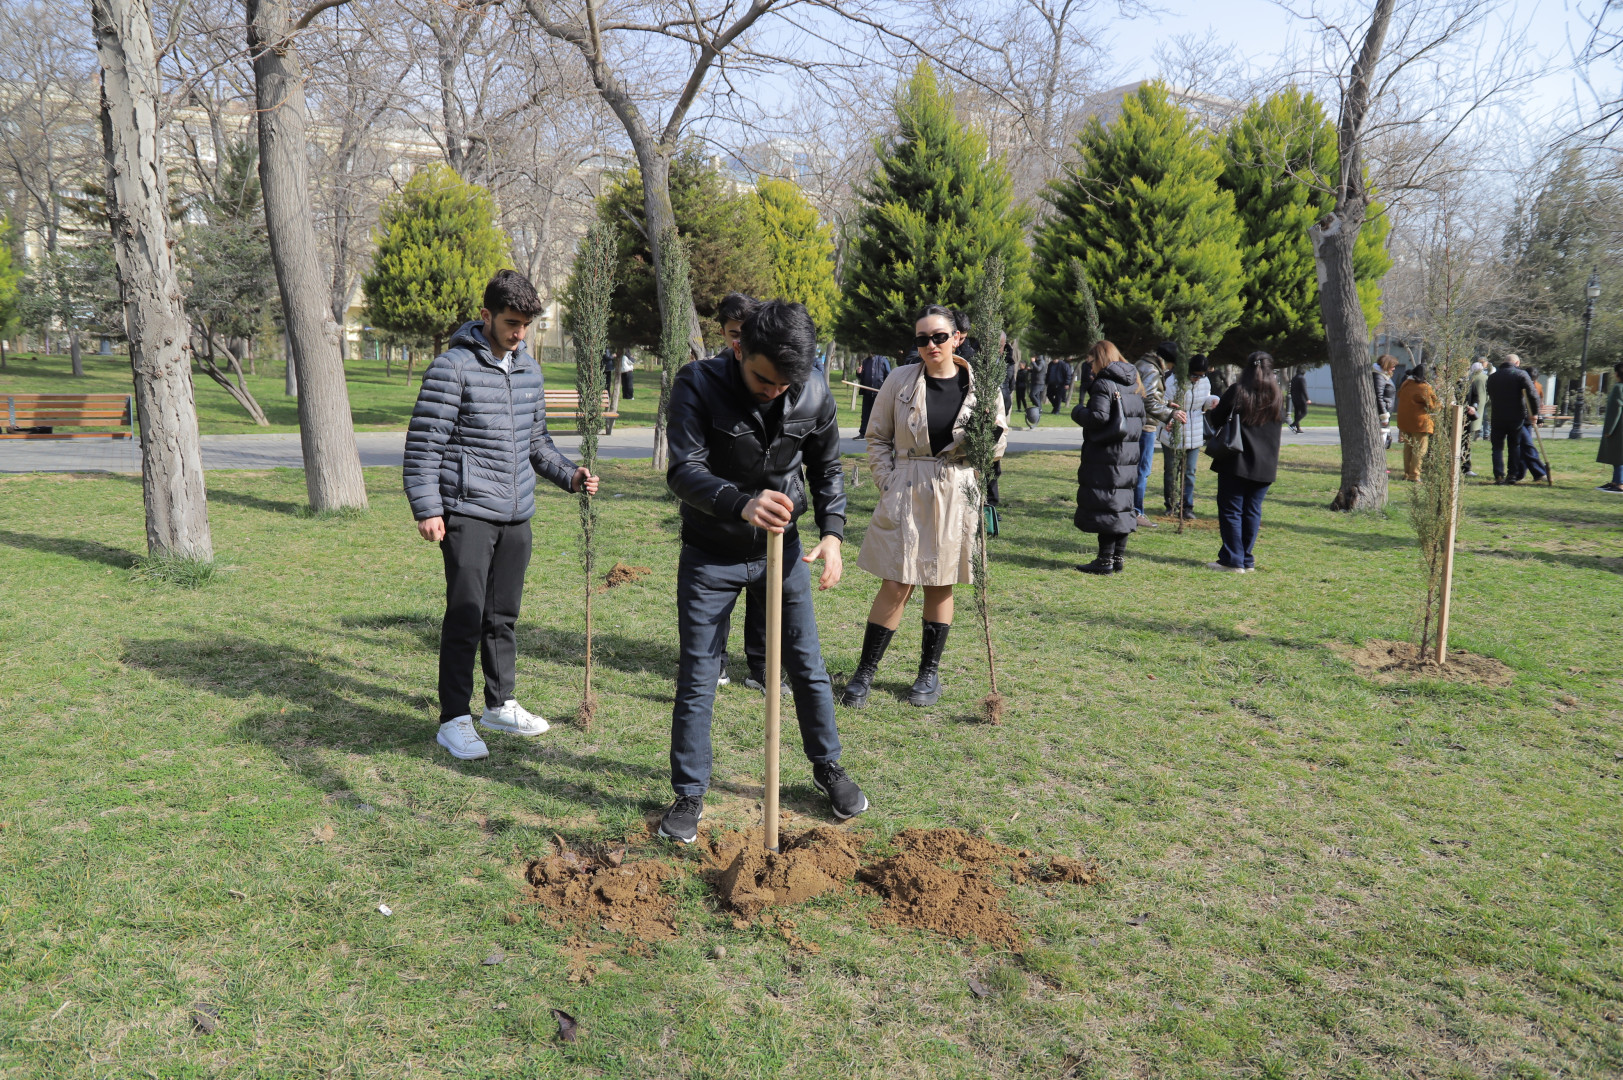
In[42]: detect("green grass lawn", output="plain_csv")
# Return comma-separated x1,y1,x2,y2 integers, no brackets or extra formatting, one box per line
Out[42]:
1,441,1620,1078
0,351,870,435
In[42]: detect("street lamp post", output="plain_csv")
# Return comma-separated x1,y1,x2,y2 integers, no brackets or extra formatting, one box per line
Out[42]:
1570,270,1601,439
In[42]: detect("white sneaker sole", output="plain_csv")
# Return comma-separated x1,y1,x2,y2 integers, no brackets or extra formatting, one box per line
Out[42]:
436,730,489,760
658,810,702,844
478,715,549,737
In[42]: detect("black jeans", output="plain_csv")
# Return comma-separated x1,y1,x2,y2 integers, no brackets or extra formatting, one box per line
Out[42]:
1163,447,1198,514
1216,473,1269,569
621,371,634,400
671,539,841,796
858,392,876,437
438,514,531,721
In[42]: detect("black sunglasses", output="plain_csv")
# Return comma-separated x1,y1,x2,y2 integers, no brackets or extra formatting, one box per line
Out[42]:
913,331,953,348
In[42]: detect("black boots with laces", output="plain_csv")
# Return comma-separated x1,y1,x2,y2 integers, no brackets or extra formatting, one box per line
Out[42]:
840,621,895,707
909,620,950,706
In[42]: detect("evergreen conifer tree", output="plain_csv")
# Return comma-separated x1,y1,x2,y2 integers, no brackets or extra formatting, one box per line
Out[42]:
1030,82,1242,357
363,164,508,356
837,63,1031,356
754,178,840,337
0,215,23,369
1217,88,1390,364
579,148,772,352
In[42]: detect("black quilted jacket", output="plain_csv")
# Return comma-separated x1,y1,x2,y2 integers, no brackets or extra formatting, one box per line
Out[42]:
665,354,846,560
1070,360,1146,536
403,321,577,523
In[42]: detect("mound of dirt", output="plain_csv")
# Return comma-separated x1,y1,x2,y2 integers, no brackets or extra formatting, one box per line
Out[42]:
525,848,678,939
704,826,865,921
1017,855,1106,886
857,828,1054,950
1335,639,1514,687
603,562,652,588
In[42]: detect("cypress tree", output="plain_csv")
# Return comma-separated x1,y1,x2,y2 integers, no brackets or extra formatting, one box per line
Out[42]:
363,165,508,356
1030,81,1243,357
837,63,1031,357
1217,88,1391,364
754,178,840,336
0,216,21,369
567,220,615,729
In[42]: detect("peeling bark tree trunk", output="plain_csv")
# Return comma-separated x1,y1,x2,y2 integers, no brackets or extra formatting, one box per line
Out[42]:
247,0,367,510
69,330,83,376
1314,0,1397,513
89,0,213,558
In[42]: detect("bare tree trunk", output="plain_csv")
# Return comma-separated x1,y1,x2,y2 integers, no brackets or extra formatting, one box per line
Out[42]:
247,0,367,511
284,333,298,397
1312,213,1387,511
1315,0,1397,513
198,326,271,425
69,329,83,375
89,0,212,559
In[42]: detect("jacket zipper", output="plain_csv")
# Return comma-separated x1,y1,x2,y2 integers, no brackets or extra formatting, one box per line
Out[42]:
507,364,518,518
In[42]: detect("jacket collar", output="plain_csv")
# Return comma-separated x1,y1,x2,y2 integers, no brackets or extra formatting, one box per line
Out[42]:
450,320,533,372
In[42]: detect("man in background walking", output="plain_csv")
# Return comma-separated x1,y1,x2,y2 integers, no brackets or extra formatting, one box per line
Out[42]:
1288,368,1310,433
1486,354,1543,483
856,352,892,438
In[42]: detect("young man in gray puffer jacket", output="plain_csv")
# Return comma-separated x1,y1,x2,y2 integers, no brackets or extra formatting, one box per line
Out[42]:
403,270,600,762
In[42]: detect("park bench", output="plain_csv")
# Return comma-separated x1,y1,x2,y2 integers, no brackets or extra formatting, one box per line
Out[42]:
1,393,134,439
544,389,619,434
1536,402,1573,428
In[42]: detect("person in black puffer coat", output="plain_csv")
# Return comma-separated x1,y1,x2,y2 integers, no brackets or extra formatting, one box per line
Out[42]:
1071,340,1146,574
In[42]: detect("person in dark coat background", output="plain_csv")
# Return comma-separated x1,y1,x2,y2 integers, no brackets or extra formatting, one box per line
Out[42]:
1046,355,1074,413
1288,369,1310,433
1597,361,1623,491
1486,354,1543,483
1070,340,1146,575
856,353,892,438
1207,351,1284,573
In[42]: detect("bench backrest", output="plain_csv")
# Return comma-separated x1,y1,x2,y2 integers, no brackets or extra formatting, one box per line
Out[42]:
5,394,134,429
542,389,617,416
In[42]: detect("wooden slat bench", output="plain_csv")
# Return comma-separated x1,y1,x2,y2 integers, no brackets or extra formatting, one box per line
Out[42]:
2,393,134,439
544,389,619,435
1536,403,1573,427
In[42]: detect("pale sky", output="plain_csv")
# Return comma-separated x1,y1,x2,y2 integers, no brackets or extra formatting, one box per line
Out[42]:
1105,0,1602,130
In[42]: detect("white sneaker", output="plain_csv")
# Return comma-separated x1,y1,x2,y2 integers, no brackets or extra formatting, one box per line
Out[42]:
436,715,490,760
479,699,549,736
1205,561,1246,573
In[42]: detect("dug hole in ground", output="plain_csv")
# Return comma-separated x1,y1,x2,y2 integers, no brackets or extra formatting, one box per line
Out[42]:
523,823,1106,952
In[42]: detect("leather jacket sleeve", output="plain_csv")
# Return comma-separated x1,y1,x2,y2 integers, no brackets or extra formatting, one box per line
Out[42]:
665,364,753,524
803,390,847,540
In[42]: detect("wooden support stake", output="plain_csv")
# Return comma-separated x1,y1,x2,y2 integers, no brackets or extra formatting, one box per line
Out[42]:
1435,404,1464,665
763,530,783,853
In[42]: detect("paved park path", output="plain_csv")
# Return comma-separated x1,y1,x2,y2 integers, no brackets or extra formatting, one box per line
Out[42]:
0,424,1371,473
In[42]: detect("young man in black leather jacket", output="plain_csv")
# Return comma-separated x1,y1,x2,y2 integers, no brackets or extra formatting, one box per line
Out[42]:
657,300,868,843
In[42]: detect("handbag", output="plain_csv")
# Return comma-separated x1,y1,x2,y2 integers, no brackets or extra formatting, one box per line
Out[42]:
1204,407,1244,460
1092,391,1130,444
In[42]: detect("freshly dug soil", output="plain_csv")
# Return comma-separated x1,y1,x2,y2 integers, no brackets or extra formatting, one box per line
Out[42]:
525,848,678,939
1017,855,1106,886
704,826,864,921
858,828,1063,950
1336,639,1514,687
603,562,652,588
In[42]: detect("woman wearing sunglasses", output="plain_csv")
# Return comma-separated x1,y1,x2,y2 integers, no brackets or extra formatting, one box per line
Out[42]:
842,304,1008,708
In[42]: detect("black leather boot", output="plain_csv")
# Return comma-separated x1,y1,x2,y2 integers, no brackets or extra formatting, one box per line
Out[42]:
840,622,895,708
1111,537,1127,574
909,621,951,706
1076,536,1117,575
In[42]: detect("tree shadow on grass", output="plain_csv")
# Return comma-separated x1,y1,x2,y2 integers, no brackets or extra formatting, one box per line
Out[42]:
1467,547,1623,576
121,632,668,825
1263,519,1416,551
0,528,139,568
204,486,306,516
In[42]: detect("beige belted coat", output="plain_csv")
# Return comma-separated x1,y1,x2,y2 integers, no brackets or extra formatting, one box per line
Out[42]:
856,362,1008,586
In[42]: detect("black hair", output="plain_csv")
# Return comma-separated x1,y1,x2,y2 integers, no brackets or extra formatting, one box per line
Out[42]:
740,300,818,385
717,292,760,326
1407,364,1428,383
952,308,971,333
1613,361,1623,378
1154,340,1180,366
483,269,544,319
1235,350,1283,425
915,304,956,328
1188,353,1208,373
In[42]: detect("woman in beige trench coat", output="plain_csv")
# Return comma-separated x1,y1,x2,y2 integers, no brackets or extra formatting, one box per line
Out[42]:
841,305,1008,709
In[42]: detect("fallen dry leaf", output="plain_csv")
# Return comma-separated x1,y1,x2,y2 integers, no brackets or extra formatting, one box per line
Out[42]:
228,889,246,901
551,1008,579,1043
967,977,991,999
191,1003,219,1035
313,823,335,843
482,949,505,967
1126,913,1150,926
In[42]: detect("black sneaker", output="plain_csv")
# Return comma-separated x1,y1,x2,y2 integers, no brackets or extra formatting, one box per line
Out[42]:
744,670,789,696
658,794,704,844
812,762,869,821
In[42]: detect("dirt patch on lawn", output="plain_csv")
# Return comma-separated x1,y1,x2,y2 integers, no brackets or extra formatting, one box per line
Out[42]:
1152,514,1218,531
603,562,651,588
1334,639,1514,687
702,826,864,921
524,847,679,939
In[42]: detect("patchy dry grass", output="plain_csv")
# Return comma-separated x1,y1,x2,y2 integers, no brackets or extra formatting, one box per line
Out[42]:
0,441,1619,1078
